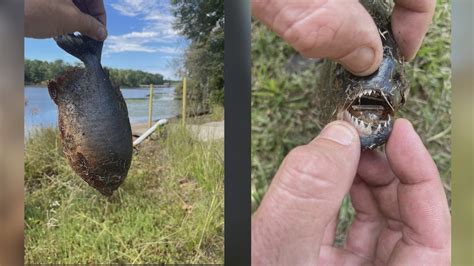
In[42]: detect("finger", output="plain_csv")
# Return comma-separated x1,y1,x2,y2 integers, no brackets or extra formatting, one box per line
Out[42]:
357,150,404,264
344,176,385,260
358,150,395,187
75,10,108,41
252,121,360,265
358,150,401,221
392,0,436,60
374,227,403,265
386,119,450,249
84,0,106,26
322,214,338,245
252,0,383,76
319,246,369,266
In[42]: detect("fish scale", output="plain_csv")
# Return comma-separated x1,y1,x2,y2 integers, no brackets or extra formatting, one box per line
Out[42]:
48,34,133,196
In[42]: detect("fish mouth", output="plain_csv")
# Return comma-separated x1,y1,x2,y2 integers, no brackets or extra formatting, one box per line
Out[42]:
341,89,394,149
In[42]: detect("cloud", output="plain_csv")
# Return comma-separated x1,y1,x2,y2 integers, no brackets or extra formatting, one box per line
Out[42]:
105,31,182,54
110,0,157,17
106,0,183,54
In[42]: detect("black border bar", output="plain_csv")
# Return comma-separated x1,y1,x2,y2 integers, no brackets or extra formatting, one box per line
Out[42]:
224,0,251,265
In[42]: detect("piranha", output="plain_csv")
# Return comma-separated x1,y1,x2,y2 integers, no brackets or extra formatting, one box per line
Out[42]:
320,0,409,149
48,33,133,196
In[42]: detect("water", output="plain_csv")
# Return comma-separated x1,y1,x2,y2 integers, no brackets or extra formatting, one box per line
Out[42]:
24,86,181,133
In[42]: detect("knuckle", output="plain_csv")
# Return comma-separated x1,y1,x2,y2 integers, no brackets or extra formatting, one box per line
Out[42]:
276,145,341,204
283,145,336,183
297,21,341,56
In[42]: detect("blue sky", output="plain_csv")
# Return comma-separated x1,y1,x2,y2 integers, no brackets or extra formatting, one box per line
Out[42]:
25,0,189,80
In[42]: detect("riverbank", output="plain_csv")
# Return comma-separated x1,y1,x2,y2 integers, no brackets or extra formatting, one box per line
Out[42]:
131,104,224,138
25,84,173,89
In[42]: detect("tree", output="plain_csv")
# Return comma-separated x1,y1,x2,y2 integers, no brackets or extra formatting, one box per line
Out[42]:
171,0,224,109
25,59,165,88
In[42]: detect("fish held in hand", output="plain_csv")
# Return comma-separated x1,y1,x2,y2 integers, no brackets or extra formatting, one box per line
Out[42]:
48,34,133,196
320,0,409,149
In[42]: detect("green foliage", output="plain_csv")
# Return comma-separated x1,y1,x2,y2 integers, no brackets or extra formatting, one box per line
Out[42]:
25,59,71,85
251,21,323,209
171,0,224,108
25,126,223,263
171,0,224,44
251,0,452,214
25,59,164,87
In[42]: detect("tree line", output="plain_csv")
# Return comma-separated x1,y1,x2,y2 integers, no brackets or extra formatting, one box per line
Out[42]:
25,59,166,88
171,0,224,111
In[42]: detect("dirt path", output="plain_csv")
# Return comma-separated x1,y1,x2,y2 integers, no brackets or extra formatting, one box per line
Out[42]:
186,120,224,141
132,120,224,142
131,122,152,137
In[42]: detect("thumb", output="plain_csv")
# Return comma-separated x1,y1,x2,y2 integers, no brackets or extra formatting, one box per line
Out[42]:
252,121,361,265
75,12,107,41
252,0,383,76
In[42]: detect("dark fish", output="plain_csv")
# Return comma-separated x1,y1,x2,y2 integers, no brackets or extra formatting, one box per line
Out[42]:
48,33,133,196
320,0,409,149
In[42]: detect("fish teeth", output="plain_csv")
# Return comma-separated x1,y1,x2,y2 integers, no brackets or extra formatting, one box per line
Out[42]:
358,89,379,97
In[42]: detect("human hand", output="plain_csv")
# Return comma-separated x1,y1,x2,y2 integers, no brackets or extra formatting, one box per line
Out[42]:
252,0,435,76
252,119,451,265
25,0,107,41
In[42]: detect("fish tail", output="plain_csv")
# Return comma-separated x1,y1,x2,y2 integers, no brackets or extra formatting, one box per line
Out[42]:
54,34,103,65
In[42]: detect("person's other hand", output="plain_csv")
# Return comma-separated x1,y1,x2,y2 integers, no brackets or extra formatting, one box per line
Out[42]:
252,119,451,265
252,0,435,76
25,0,107,41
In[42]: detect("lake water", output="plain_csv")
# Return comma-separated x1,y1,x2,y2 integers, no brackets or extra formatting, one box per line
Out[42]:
25,86,181,133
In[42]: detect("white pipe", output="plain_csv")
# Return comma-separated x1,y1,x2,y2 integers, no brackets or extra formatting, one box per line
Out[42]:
133,119,168,147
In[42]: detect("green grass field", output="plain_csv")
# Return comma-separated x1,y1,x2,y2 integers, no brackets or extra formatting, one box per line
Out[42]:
25,122,224,264
251,0,451,241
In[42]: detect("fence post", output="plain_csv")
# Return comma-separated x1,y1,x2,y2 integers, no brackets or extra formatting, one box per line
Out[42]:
148,84,153,128
182,77,187,126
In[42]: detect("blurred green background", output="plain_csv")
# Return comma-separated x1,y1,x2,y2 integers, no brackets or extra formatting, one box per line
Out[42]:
451,0,474,264
251,0,452,238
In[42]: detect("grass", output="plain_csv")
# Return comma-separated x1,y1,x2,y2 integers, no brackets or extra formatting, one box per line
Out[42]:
251,0,451,239
24,122,224,264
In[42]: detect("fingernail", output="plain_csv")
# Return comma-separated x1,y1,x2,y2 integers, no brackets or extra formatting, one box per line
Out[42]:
97,26,107,40
342,46,375,75
318,122,356,146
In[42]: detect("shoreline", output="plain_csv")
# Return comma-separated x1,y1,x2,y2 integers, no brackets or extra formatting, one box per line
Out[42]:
25,84,176,89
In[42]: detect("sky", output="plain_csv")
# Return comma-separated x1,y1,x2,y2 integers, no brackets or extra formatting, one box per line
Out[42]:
24,0,189,80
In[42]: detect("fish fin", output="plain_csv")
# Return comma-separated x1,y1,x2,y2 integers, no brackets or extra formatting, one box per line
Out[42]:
47,68,85,105
54,34,103,64
47,80,61,105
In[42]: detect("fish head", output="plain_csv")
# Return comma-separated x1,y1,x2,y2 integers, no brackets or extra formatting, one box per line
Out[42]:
336,44,409,149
